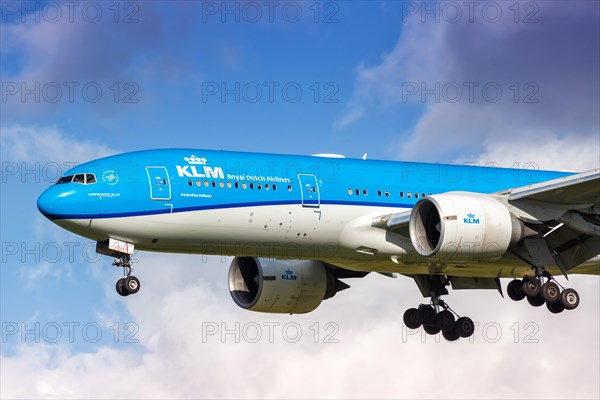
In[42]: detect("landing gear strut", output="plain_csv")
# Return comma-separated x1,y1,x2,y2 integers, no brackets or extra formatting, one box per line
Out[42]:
403,276,475,342
113,254,141,297
507,269,580,313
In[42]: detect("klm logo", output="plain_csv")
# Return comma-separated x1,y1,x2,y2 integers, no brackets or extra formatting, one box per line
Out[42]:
176,155,224,179
464,213,480,224
281,269,297,281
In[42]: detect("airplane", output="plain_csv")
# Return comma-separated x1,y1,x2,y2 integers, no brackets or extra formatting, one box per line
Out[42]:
37,149,600,341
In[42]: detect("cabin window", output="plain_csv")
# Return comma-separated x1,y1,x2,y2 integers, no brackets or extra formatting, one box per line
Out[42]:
355,189,360,196
377,190,382,196
407,192,412,198
265,184,270,190
400,191,404,198
196,180,201,187
385,190,390,197
273,184,277,191
234,182,239,189
250,183,254,190
242,182,247,189
211,181,216,188
363,189,368,196
288,185,292,192
257,183,262,190
219,181,224,188
415,192,419,199
227,182,232,189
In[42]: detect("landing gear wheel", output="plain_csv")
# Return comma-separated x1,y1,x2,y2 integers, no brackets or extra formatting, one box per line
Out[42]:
522,277,541,297
435,310,455,331
116,278,128,297
507,279,526,301
403,308,421,329
454,317,474,338
527,294,545,307
423,324,441,335
124,276,140,295
541,281,560,303
442,328,460,342
560,288,580,310
546,300,565,314
416,304,436,326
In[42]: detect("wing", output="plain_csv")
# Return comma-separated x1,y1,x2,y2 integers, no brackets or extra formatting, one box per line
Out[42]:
374,169,600,277
506,168,600,206
505,169,600,276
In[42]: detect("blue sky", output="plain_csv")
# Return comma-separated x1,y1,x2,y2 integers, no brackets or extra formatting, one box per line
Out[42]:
1,1,599,398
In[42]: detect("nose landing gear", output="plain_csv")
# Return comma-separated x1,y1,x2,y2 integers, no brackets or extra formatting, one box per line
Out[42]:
113,254,141,297
96,239,141,297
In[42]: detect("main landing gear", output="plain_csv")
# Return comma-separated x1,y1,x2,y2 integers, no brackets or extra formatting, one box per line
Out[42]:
506,270,580,313
113,254,141,297
403,275,475,342
403,300,475,342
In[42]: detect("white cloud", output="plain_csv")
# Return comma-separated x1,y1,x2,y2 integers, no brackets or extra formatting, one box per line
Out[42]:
1,252,598,399
471,133,600,171
333,106,365,130
0,125,115,166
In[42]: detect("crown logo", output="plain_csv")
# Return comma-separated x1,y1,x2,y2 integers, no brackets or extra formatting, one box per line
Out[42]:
184,155,207,165
467,213,475,219
285,269,293,275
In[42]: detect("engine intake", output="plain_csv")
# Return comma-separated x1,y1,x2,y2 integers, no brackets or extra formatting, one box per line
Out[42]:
409,193,524,261
228,257,345,314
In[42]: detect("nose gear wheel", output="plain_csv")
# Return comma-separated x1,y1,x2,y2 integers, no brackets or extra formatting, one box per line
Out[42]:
112,254,141,297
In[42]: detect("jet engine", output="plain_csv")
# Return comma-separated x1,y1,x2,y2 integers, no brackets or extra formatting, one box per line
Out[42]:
228,257,348,314
409,193,525,262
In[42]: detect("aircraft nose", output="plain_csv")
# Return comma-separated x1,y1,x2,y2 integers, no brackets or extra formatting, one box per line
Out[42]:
37,187,56,219
37,186,75,220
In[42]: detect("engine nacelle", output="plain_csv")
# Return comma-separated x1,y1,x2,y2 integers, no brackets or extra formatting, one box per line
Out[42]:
409,193,524,262
228,257,340,314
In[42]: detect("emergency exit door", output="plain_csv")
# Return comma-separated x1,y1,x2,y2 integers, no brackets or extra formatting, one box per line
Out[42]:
298,174,320,207
146,166,171,200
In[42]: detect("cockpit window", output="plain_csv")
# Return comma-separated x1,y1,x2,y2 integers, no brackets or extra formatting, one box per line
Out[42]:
73,174,85,183
56,175,74,184
55,173,97,185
